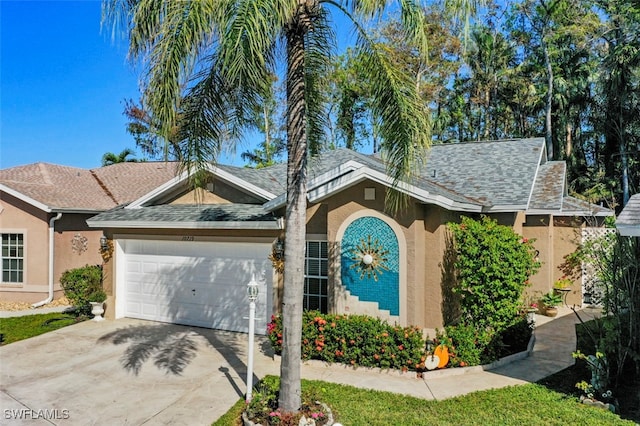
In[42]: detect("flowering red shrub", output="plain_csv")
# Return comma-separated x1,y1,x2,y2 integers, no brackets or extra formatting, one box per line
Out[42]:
267,311,427,372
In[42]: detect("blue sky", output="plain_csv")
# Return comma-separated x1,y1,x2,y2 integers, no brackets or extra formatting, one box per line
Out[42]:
2,1,140,169
0,0,252,170
0,1,421,171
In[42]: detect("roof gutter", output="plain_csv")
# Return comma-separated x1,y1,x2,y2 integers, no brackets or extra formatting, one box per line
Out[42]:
87,219,283,230
32,212,62,308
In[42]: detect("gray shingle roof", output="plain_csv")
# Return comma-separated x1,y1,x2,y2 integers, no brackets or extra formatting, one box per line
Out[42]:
217,164,287,194
529,161,565,210
421,138,545,207
88,204,280,229
3,138,613,219
618,194,640,227
561,196,612,216
308,148,480,205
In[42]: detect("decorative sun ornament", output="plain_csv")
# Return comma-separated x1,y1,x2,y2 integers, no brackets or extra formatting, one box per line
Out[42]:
349,235,389,281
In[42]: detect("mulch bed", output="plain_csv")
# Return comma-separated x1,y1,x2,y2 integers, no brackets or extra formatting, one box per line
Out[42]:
0,297,70,312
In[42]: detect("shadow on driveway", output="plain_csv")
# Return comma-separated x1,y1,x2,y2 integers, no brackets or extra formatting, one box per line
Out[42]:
97,321,276,395
98,324,199,375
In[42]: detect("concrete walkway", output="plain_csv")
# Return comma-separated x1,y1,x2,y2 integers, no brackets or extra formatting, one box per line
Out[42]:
0,306,599,425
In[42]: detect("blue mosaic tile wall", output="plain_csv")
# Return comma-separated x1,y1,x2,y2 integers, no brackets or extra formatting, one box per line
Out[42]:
340,216,399,315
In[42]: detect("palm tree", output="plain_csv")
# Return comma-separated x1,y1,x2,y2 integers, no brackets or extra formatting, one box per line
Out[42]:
103,0,479,412
101,148,138,166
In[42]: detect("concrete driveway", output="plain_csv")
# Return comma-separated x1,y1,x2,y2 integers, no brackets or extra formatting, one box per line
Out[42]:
0,318,280,425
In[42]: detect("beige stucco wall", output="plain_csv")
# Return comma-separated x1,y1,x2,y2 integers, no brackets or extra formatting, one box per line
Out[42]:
522,215,552,300
422,205,461,329
0,193,103,303
169,182,262,205
522,215,584,307
552,217,583,306
54,214,104,287
319,187,587,330
0,194,49,302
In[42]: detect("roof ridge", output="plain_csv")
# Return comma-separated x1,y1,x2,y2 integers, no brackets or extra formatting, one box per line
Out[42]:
90,170,119,206
37,163,53,185
430,137,544,147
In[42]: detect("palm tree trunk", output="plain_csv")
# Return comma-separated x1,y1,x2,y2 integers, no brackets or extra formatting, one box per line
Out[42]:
264,103,271,164
618,119,630,206
543,39,554,160
565,122,572,158
280,18,307,412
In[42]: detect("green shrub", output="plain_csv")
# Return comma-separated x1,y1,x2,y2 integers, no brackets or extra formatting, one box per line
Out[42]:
437,316,533,367
60,265,105,315
268,312,427,372
447,216,540,331
436,324,494,367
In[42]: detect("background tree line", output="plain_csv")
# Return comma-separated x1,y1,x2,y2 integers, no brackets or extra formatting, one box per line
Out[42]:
122,0,639,211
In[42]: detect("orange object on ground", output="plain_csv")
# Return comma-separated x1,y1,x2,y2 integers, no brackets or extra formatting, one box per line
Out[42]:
433,345,449,368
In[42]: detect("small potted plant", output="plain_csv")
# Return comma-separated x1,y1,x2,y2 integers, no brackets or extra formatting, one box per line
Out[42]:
541,291,562,317
88,289,107,321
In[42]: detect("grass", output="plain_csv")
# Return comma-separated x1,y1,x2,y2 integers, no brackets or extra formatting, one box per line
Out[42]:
215,314,640,425
0,312,84,345
213,376,635,426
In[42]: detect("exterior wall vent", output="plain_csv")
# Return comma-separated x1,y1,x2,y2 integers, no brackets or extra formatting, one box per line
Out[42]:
364,187,376,200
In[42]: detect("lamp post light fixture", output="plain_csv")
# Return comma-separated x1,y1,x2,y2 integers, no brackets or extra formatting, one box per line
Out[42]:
245,275,259,402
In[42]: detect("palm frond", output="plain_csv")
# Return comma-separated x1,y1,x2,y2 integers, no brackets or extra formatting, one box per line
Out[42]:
361,40,431,212
304,6,335,155
101,0,136,41
346,3,431,212
124,0,222,141
444,0,486,49
216,0,293,125
177,65,235,188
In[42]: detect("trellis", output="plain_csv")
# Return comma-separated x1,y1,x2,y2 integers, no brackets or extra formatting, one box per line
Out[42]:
581,227,616,306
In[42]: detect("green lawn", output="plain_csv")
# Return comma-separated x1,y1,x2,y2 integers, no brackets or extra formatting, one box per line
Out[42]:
214,376,634,426
0,312,84,345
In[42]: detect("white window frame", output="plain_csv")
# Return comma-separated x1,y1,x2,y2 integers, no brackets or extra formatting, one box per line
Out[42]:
304,240,328,313
2,232,25,284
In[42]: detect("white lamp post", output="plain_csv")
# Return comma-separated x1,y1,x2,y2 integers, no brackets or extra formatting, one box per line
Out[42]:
246,274,259,402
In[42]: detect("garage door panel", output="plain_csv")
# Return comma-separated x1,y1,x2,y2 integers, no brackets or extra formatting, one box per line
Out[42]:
122,239,272,333
142,303,161,316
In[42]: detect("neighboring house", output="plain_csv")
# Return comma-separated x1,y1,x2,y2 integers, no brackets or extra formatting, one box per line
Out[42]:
0,162,178,304
617,194,640,237
80,138,611,335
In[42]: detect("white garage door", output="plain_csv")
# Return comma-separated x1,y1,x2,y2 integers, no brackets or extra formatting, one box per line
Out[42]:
120,239,272,334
